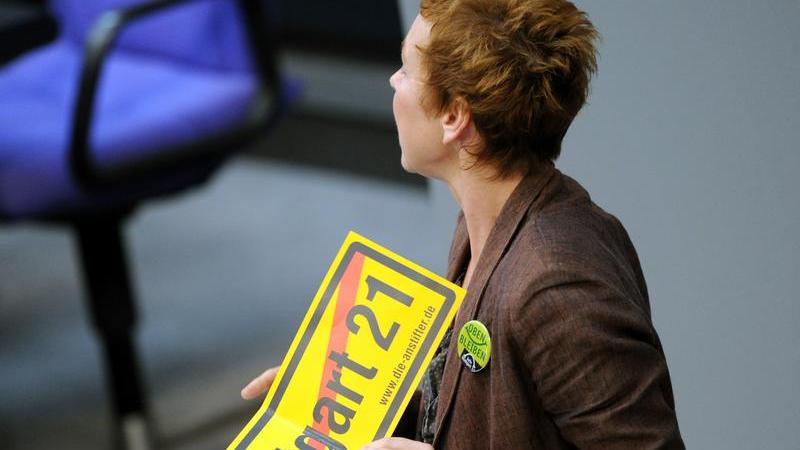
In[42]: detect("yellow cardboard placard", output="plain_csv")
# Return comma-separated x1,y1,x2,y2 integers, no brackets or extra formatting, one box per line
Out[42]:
228,231,466,450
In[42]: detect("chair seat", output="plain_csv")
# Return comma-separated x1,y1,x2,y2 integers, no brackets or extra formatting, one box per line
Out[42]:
0,40,257,220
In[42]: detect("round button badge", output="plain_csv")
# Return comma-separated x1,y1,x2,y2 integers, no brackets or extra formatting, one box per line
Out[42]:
457,320,491,373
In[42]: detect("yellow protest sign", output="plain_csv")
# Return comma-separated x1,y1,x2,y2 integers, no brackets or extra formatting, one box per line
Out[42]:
228,231,466,450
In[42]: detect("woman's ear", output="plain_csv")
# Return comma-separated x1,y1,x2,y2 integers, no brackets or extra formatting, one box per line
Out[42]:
440,97,473,146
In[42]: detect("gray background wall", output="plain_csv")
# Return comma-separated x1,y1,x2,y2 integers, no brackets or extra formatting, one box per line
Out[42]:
400,1,800,448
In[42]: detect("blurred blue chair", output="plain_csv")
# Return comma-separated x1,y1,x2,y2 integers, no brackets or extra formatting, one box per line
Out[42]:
0,0,297,447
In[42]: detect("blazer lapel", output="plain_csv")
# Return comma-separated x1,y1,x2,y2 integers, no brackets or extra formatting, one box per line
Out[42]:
445,213,470,281
432,164,556,447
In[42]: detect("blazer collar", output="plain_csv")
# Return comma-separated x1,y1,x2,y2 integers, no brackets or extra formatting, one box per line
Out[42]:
433,162,556,446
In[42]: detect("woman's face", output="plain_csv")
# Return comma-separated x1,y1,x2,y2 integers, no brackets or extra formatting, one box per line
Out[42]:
389,15,452,179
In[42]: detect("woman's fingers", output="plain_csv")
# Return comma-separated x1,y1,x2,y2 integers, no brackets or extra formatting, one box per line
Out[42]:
241,366,280,400
360,438,434,450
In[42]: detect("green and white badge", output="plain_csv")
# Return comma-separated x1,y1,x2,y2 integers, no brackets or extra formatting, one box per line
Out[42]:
457,320,491,373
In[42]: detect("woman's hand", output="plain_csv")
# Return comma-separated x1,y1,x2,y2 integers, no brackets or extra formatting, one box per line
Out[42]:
243,373,432,450
360,438,434,450
240,366,279,400
243,372,432,450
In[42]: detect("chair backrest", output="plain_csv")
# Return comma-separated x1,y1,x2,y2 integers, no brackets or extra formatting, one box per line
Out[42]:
49,0,252,72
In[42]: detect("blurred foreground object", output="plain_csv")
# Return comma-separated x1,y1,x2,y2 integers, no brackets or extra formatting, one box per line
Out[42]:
0,0,299,448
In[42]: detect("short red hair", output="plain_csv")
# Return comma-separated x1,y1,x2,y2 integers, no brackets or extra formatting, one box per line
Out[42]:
419,0,599,177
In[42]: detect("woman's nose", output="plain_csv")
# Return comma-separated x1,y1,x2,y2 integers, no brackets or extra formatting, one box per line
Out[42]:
389,70,399,90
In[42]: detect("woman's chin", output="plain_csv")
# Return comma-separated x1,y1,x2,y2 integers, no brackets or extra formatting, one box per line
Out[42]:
399,154,416,174
401,155,447,180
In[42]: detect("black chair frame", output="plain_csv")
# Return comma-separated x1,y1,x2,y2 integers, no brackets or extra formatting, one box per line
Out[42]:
3,0,287,448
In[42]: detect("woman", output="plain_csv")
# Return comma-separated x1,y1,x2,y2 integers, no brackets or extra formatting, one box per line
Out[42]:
243,1,685,448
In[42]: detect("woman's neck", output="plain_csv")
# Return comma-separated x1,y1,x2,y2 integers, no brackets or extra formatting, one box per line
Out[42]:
446,168,524,284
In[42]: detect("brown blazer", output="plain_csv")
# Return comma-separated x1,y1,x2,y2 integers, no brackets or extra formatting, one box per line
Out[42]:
398,164,684,449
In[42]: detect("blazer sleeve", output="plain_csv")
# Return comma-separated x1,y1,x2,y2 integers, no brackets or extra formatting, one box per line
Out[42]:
508,277,685,450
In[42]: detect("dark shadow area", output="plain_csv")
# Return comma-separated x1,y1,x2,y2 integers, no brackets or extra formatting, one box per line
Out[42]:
247,112,425,188
272,0,403,63
0,1,57,65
